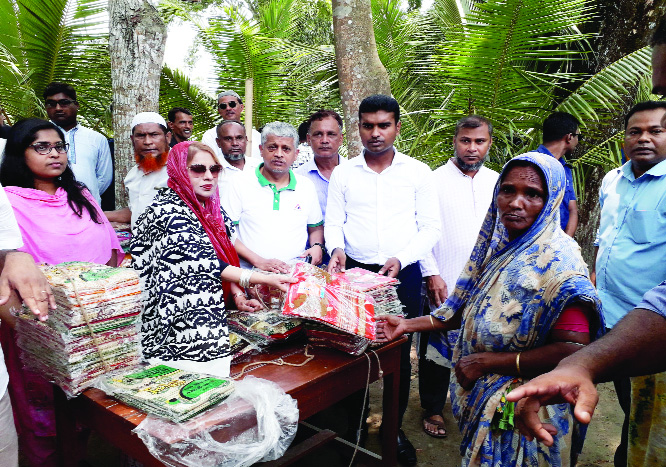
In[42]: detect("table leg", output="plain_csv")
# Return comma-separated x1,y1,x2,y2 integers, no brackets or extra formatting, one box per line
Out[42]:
54,386,82,467
381,365,399,466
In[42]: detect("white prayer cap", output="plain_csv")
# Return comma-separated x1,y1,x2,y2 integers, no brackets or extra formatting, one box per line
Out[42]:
131,112,167,129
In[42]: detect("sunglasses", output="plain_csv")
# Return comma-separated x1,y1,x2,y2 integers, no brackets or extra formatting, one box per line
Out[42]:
188,164,222,175
45,99,77,109
572,133,583,140
217,101,238,110
29,142,70,155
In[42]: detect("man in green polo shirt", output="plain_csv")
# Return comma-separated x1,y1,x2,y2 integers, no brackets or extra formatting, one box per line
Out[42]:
224,121,325,272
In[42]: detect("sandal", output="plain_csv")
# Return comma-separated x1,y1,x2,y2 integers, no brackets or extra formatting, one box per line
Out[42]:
423,413,448,438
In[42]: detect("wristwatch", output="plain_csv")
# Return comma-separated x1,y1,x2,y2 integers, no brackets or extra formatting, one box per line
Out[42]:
312,242,327,255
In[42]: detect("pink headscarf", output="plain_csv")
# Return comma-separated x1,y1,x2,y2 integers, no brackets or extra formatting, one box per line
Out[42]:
167,142,241,296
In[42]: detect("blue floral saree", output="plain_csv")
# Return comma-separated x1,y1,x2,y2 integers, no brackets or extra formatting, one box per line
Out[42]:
432,153,604,466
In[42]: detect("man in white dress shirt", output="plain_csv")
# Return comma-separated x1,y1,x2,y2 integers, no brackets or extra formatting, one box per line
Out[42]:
104,112,170,230
326,94,440,466
44,82,112,206
201,90,261,159
418,115,499,439
0,183,54,466
215,120,259,198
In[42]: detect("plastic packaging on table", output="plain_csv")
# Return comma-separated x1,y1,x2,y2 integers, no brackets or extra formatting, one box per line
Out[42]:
133,376,299,467
228,310,303,347
229,332,260,363
98,364,236,423
247,267,291,311
15,261,142,398
282,262,377,340
304,322,370,356
337,268,404,317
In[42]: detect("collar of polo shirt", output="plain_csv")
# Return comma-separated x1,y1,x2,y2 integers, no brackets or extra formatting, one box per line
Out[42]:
255,163,297,210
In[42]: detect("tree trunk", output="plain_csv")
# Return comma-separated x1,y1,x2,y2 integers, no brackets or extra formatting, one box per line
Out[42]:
109,0,166,207
332,0,391,158
574,0,666,265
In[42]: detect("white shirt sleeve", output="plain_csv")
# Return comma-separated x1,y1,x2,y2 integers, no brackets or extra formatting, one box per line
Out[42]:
0,185,22,250
419,252,440,277
96,136,113,195
304,181,323,227
223,174,244,223
324,168,346,254
394,169,441,268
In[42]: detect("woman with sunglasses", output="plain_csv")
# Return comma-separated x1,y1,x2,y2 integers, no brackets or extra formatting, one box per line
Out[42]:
131,141,295,378
0,118,122,466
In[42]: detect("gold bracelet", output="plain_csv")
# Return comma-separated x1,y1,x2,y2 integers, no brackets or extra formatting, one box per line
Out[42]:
429,314,436,330
515,352,522,376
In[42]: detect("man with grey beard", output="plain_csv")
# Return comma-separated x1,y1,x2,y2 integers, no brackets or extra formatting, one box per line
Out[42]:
215,120,259,197
418,115,498,439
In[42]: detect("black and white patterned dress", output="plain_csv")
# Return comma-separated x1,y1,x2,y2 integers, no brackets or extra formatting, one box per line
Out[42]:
130,188,236,377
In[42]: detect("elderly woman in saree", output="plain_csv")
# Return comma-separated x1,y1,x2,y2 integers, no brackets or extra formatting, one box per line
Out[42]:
377,152,603,467
131,141,294,378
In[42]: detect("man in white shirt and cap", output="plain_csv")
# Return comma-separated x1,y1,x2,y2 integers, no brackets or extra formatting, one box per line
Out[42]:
104,112,170,230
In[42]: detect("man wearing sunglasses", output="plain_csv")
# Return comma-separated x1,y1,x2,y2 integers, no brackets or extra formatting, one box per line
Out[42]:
201,90,261,159
534,112,581,237
43,82,113,206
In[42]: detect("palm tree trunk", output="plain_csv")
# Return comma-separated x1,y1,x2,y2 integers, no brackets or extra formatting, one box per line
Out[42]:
575,0,666,265
109,0,166,207
332,0,391,158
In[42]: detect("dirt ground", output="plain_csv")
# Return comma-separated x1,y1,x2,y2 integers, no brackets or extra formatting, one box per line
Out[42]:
77,343,623,467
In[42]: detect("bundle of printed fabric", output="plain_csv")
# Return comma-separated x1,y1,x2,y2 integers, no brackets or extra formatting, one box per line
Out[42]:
228,311,303,347
337,268,403,317
282,263,377,356
16,261,142,397
101,364,235,423
229,331,259,363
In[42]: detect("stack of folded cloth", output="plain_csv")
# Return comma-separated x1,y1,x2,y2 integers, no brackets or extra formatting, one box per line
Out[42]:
228,311,303,347
16,261,142,397
102,364,235,422
303,322,370,356
339,268,403,317
229,331,258,363
283,263,377,343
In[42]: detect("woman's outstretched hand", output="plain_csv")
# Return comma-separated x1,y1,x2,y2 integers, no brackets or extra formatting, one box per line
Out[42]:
376,315,407,342
261,273,298,292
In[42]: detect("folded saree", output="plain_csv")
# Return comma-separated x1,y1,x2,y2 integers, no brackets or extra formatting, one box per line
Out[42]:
15,262,142,397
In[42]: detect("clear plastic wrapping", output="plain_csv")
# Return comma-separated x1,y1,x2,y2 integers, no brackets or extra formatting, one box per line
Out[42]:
282,262,377,340
15,262,142,398
97,364,236,423
228,310,303,347
303,322,370,356
132,376,299,467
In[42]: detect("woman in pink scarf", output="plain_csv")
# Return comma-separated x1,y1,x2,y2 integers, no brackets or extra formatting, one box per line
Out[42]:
0,118,122,466
131,141,294,378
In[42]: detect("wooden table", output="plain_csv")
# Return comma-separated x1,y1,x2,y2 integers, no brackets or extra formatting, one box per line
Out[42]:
55,337,405,466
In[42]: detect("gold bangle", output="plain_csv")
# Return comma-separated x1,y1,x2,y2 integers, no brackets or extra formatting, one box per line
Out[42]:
429,314,436,330
515,352,522,376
